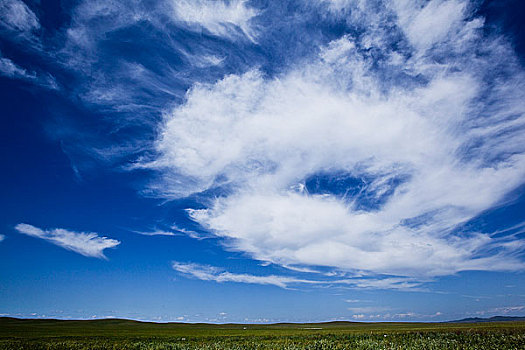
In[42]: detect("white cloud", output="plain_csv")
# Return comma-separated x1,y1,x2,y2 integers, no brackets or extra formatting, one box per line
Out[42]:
186,53,225,68
351,311,425,320
172,261,314,288
0,234,4,242
347,306,390,313
172,261,424,290
49,0,258,130
134,227,207,239
171,225,208,240
129,1,525,285
64,0,150,52
0,0,40,33
15,223,120,259
393,0,470,51
58,0,233,120
490,305,525,314
474,305,525,316
0,53,59,89
170,0,259,41
134,230,178,237
336,277,424,290
0,55,35,79
152,58,525,277
147,0,525,282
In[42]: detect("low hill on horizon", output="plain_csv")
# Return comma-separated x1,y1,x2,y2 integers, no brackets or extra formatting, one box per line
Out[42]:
447,316,525,323
1,315,525,326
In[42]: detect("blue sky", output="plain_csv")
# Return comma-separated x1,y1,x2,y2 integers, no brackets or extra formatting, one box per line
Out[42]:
1,0,525,323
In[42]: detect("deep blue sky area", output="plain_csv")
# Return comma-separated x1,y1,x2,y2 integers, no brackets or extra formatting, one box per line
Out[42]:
1,0,525,322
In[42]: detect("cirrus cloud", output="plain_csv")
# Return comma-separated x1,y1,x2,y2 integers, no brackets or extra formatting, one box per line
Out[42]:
170,0,259,41
171,261,423,290
15,223,120,259
172,261,314,289
0,0,40,34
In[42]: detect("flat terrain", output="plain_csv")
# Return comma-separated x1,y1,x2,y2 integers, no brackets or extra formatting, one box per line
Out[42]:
1,317,524,349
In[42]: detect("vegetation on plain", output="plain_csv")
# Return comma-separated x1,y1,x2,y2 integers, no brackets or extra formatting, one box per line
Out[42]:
1,317,524,349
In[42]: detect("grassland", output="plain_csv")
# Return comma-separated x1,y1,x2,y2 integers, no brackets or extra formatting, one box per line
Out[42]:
1,317,524,349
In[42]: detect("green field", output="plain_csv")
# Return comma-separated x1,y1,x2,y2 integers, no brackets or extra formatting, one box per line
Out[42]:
1,317,524,349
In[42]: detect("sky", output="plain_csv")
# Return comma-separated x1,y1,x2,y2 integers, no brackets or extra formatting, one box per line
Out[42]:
1,0,525,323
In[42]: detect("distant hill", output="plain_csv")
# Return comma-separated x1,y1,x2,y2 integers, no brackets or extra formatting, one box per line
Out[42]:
2,316,525,326
448,316,525,323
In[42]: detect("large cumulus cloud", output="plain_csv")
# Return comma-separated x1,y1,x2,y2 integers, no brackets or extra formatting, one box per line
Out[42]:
146,0,525,279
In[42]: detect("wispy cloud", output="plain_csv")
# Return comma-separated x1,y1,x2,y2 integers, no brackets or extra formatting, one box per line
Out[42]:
0,0,40,34
0,53,58,89
351,311,444,321
147,0,525,280
393,0,469,51
172,261,314,288
133,225,208,239
477,305,525,316
0,234,5,242
134,230,178,237
60,0,257,102
345,299,368,303
170,0,259,41
347,306,391,314
335,277,425,291
0,55,34,79
491,305,525,314
15,223,120,259
172,261,425,290
42,0,256,171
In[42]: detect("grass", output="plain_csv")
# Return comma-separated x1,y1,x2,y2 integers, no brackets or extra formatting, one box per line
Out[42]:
1,317,524,349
